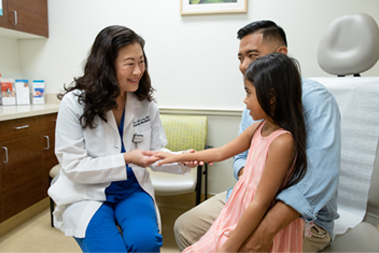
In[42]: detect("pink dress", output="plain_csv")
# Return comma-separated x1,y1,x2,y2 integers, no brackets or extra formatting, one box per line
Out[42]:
183,122,304,253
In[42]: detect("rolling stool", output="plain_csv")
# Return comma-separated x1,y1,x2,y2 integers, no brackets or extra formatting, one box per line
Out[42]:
49,164,61,227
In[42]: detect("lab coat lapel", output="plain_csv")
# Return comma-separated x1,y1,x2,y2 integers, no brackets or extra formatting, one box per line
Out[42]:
106,110,118,134
123,92,141,131
124,92,141,135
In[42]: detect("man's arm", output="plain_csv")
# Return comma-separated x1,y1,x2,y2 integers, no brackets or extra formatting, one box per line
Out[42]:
238,201,300,252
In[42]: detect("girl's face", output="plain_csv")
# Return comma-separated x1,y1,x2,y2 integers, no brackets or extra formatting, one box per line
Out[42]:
114,43,145,94
243,78,266,121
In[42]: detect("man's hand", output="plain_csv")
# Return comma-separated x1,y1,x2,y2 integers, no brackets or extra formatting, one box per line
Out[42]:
238,201,300,252
238,223,274,252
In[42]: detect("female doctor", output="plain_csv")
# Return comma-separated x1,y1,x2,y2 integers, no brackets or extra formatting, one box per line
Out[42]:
48,25,193,252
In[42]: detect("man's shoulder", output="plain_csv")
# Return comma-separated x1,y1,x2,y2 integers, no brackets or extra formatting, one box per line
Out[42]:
301,78,329,92
301,78,335,101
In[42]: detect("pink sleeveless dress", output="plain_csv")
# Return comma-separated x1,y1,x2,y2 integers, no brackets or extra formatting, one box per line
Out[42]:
183,122,304,253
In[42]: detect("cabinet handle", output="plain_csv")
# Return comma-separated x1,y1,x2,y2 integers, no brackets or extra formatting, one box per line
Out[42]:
44,136,50,150
2,147,8,163
14,125,29,130
11,10,18,25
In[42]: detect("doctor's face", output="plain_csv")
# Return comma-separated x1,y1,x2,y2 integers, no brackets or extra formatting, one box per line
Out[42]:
114,43,146,93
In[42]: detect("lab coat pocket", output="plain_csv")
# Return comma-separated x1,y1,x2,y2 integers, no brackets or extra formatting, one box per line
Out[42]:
137,129,151,150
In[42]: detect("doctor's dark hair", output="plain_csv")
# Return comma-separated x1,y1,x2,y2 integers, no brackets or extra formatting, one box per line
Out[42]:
59,25,154,128
245,53,307,189
237,20,287,47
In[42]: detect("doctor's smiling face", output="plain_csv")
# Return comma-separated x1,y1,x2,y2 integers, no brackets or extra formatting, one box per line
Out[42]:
115,43,146,94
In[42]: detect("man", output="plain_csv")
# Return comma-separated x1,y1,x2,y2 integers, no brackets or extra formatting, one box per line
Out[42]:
174,20,341,252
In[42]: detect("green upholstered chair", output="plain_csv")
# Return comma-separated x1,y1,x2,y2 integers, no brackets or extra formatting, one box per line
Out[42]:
147,114,209,205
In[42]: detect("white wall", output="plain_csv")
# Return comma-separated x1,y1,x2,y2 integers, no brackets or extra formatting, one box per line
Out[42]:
16,0,379,110
1,0,379,194
0,35,21,78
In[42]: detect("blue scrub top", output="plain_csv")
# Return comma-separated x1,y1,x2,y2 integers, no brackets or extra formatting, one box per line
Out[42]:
105,110,141,203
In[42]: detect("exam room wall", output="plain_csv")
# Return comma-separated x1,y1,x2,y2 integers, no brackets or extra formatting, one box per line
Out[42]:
4,0,379,194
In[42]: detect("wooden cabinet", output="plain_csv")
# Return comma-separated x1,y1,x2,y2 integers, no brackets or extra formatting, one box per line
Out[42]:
0,0,48,37
0,113,57,222
40,113,57,191
0,0,8,28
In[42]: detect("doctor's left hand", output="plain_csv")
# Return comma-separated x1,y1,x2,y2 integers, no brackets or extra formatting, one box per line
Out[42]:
123,150,161,168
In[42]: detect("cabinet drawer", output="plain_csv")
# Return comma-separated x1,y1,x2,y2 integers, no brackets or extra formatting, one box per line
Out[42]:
40,113,57,133
0,116,40,142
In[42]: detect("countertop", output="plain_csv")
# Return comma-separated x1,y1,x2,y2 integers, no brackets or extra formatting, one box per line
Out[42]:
0,104,60,121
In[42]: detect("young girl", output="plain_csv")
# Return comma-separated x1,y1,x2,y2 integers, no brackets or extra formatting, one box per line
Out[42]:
155,52,307,252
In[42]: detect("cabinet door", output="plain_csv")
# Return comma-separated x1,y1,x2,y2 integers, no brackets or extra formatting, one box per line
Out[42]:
0,135,44,221
40,113,58,191
41,130,57,191
0,0,8,28
7,0,48,37
0,160,4,222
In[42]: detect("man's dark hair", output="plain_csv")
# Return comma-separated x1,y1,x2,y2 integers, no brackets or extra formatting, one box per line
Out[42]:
237,20,287,47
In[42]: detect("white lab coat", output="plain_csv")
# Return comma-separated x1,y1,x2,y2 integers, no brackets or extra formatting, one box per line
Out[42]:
48,90,190,238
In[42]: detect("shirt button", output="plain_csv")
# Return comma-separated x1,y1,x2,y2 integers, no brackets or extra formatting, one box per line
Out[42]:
115,146,119,150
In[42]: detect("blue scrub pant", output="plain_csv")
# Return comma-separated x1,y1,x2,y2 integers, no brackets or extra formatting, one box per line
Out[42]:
74,187,163,252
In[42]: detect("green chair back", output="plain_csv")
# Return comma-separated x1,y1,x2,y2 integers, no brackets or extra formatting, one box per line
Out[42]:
160,115,208,152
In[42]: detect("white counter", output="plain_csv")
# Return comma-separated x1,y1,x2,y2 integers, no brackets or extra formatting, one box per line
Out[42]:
0,104,60,121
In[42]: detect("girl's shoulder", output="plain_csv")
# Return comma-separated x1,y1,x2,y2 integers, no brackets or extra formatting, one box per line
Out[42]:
270,129,294,151
247,121,264,132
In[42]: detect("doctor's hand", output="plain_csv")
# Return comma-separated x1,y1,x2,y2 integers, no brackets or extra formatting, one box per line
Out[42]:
123,150,161,168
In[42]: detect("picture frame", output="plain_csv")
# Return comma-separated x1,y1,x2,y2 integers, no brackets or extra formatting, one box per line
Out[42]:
181,0,247,16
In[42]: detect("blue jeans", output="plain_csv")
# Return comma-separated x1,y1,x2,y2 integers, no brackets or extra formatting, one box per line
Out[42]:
74,187,163,252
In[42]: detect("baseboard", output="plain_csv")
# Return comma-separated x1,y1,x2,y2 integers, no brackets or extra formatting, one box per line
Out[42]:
0,197,50,238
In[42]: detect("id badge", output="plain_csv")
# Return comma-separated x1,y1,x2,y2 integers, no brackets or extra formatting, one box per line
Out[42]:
132,134,143,149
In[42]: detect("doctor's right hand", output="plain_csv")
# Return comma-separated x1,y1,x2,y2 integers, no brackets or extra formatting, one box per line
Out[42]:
123,150,161,168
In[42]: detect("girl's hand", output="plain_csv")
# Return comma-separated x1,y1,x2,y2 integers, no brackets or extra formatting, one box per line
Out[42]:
181,149,214,167
154,151,184,166
181,149,201,168
123,150,161,168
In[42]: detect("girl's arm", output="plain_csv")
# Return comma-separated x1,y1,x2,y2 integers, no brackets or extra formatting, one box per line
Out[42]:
218,133,296,253
155,122,261,166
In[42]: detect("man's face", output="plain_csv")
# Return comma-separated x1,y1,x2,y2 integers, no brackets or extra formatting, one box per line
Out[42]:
238,33,285,75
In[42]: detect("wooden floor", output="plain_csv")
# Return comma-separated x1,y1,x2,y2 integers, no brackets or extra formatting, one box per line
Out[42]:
0,195,196,252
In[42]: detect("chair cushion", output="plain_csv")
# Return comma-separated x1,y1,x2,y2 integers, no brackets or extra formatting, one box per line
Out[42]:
147,167,197,195
49,164,61,178
321,222,379,252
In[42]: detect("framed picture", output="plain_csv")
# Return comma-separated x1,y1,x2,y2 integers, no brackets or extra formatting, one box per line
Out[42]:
181,0,247,16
